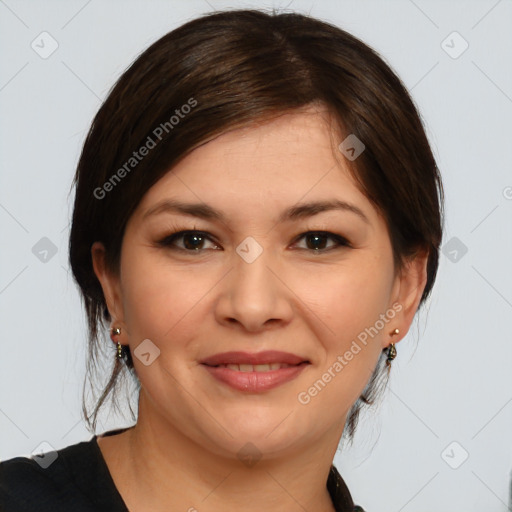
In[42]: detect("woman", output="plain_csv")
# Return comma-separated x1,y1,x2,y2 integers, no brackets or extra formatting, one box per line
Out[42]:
0,8,443,512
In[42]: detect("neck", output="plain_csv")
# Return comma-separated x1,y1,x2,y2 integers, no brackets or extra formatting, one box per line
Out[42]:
109,391,345,512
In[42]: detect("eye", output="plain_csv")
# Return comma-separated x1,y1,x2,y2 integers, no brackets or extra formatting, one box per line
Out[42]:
157,230,220,252
157,229,351,253
292,231,351,252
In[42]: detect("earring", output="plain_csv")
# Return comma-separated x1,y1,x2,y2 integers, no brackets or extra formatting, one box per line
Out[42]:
110,326,124,360
117,341,124,360
386,328,399,366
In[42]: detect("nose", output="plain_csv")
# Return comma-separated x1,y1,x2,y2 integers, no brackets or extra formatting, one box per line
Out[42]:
214,246,294,333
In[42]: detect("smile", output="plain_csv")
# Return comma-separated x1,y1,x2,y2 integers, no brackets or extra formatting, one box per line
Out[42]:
201,361,310,392
213,363,297,372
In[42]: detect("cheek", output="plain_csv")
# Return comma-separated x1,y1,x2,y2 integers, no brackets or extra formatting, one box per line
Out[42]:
290,254,394,410
119,249,211,344
292,256,394,343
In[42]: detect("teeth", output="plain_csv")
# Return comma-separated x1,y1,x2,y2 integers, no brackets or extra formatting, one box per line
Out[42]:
217,363,294,372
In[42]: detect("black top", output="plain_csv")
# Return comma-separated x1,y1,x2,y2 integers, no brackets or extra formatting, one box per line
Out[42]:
0,427,365,512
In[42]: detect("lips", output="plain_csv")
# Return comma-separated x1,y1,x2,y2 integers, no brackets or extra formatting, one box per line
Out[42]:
214,362,295,372
200,351,311,391
200,350,309,367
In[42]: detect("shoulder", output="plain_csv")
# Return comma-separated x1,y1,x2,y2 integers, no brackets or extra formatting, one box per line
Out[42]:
0,434,126,512
0,454,57,510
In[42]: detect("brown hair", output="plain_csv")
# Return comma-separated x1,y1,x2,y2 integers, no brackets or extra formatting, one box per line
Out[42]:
69,9,443,440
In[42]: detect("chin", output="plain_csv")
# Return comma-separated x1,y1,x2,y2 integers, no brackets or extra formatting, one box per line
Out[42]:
209,409,306,454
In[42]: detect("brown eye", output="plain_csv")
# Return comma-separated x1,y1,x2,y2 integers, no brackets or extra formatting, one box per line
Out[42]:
158,231,220,252
182,233,206,250
293,232,350,252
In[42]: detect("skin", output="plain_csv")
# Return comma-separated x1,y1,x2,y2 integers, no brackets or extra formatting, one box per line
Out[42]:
92,106,427,512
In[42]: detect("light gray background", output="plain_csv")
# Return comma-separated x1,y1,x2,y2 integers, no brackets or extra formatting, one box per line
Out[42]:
1,1,511,510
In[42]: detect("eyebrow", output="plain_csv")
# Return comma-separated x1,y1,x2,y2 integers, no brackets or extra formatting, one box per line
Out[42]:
143,198,370,225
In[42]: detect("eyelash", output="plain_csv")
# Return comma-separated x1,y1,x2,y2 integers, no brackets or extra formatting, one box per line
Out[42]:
156,227,351,253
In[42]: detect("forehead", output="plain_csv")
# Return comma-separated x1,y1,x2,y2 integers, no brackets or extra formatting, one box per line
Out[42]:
182,107,345,180
133,108,379,226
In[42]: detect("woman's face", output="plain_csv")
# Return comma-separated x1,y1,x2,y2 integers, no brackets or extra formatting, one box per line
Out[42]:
93,107,426,459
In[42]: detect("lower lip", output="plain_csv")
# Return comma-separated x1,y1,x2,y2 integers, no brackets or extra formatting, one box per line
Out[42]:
201,363,309,392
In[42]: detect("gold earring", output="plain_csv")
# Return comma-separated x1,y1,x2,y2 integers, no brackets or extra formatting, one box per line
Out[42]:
117,341,124,359
386,328,399,366
110,327,124,360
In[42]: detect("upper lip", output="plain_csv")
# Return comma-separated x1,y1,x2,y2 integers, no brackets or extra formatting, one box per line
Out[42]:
200,351,309,366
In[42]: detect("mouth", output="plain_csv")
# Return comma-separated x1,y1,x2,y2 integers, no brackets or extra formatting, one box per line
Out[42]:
200,351,311,392
200,350,310,368
205,362,306,372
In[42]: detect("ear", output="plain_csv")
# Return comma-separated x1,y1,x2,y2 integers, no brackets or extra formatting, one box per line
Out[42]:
91,242,126,330
386,249,429,346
